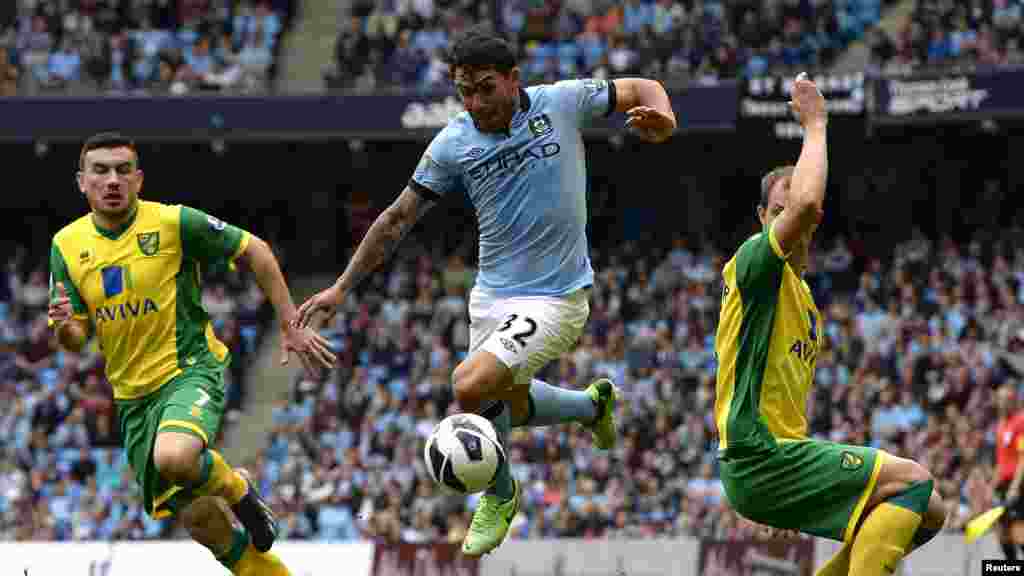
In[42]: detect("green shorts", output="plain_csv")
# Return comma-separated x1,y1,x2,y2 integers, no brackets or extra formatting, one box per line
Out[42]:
719,439,885,542
116,368,226,519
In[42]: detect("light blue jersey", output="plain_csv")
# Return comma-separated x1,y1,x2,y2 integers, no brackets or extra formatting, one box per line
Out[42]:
411,78,616,298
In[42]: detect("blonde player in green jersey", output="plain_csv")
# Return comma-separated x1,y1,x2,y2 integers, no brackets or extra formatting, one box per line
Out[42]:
713,74,947,576
48,132,336,576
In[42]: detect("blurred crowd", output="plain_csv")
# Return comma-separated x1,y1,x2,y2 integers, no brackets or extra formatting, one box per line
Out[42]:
327,0,892,93
245,225,1024,544
0,0,295,97
868,0,1024,74
8,221,1024,544
0,247,270,540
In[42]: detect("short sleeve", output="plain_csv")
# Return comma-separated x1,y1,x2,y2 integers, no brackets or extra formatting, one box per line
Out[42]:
49,241,90,329
410,128,461,201
180,206,250,267
552,78,617,127
735,228,786,300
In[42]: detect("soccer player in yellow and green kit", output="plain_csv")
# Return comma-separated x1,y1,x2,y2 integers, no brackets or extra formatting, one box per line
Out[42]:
47,132,336,575
713,75,948,576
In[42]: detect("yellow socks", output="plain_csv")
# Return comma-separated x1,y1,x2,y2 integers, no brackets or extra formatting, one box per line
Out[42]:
191,449,249,505
849,480,932,576
232,544,292,576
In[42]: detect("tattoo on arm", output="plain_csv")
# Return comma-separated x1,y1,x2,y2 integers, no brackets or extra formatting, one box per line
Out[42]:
337,187,434,293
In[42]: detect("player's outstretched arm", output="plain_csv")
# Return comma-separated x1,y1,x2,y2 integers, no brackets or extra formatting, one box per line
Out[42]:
612,78,677,143
296,186,435,328
239,235,337,374
772,72,828,254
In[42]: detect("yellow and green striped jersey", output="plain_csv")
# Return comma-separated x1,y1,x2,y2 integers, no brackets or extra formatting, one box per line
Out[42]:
49,200,251,400
714,225,822,457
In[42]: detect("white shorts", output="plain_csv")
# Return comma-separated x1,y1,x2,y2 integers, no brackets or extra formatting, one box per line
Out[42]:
468,285,591,388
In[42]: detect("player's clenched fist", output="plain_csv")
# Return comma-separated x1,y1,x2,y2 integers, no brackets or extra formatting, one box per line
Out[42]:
48,282,73,328
788,72,827,128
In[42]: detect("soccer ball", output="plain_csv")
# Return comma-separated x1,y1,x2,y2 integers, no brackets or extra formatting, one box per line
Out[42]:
424,413,505,495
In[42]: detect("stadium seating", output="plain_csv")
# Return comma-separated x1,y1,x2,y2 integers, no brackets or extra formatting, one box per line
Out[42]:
247,231,1024,542
869,0,1024,74
0,255,270,541
325,0,895,92
1,0,293,96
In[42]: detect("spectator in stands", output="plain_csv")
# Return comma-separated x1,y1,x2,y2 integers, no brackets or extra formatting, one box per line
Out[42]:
327,0,886,92
2,0,289,95
0,46,17,96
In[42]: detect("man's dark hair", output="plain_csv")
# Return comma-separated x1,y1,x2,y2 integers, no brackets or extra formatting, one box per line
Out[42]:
759,166,795,208
444,29,517,77
79,132,138,169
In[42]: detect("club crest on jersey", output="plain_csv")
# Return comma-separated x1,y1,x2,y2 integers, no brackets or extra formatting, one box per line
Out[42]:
840,451,863,471
78,249,92,264
207,215,227,232
528,114,553,138
137,232,160,256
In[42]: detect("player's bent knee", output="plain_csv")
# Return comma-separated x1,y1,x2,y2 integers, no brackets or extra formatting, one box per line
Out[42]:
152,432,204,484
925,489,948,528
874,456,933,502
452,354,509,413
453,367,485,413
183,496,236,554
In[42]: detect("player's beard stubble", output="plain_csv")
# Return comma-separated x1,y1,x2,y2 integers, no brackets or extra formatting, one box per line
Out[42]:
89,186,138,225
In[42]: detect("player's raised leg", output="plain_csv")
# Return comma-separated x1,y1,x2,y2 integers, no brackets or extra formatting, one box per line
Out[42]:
451,352,521,556
182,494,292,576
153,432,277,551
815,484,944,576
147,374,279,552
508,377,618,449
846,454,947,575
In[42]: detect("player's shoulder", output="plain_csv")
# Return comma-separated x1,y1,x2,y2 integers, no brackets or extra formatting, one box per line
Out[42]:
428,113,487,164
137,200,179,222
736,231,769,256
52,212,96,247
528,81,570,108
429,114,472,150
547,77,611,99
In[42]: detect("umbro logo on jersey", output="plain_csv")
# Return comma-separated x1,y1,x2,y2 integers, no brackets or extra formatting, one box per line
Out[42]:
466,147,485,158
207,215,227,232
528,114,553,138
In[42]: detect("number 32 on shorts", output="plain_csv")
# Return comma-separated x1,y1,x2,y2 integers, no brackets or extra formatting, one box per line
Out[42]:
497,313,537,348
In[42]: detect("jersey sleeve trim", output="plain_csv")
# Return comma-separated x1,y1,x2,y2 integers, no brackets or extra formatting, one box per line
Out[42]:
604,80,617,118
48,240,94,335
231,231,251,262
409,179,442,201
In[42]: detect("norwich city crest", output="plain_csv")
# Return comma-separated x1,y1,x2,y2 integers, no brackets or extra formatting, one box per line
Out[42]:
840,451,864,471
137,232,160,256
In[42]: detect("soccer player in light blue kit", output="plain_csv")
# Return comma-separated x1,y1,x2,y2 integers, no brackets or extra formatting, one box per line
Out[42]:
297,29,677,555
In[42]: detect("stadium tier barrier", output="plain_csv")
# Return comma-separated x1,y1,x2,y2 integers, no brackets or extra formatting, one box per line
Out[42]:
1,67,1022,143
4,533,1010,576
